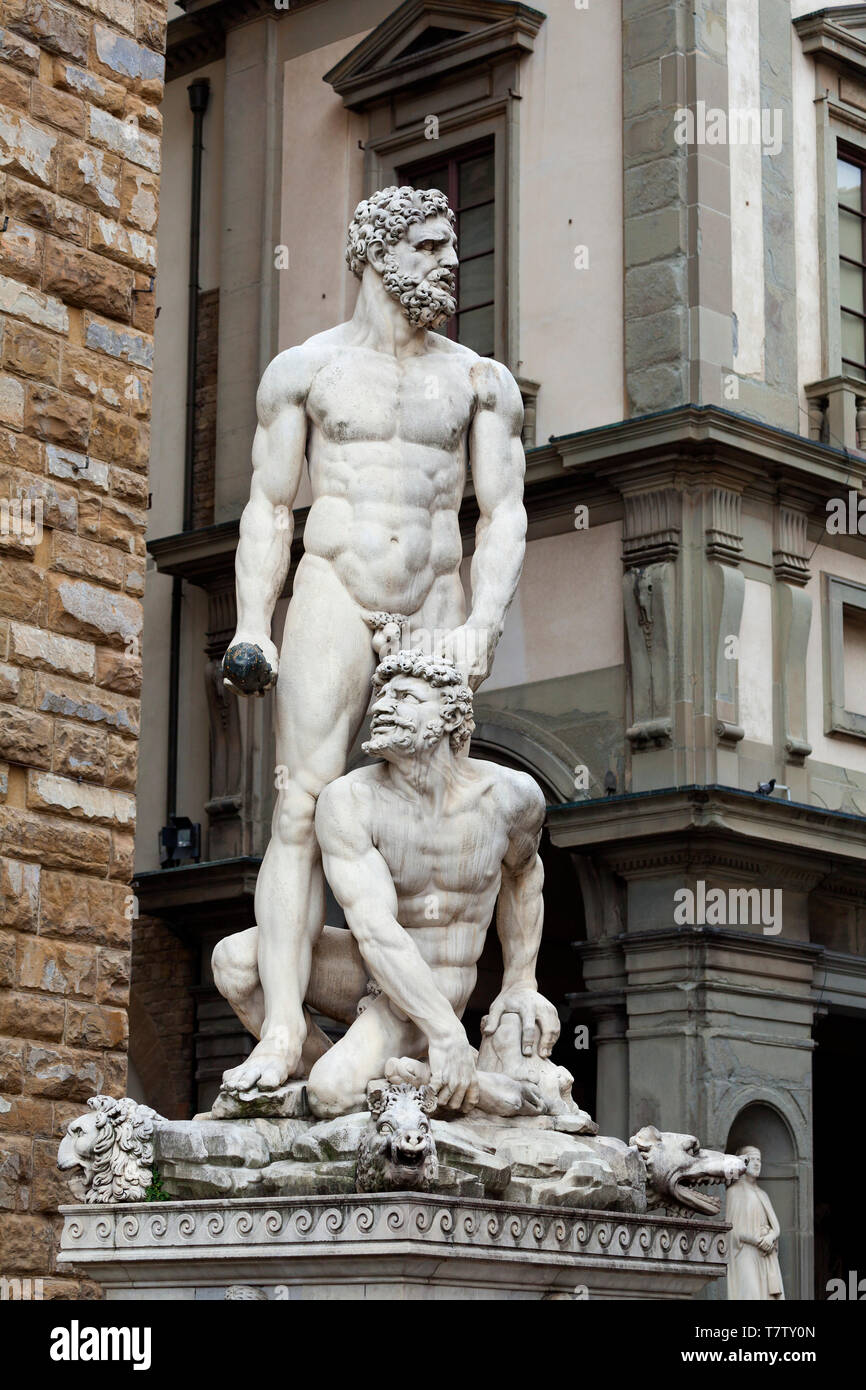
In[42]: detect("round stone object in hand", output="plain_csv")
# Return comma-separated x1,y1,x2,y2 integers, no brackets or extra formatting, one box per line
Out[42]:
222,642,276,695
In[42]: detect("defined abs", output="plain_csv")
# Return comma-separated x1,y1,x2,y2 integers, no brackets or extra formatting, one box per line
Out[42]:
303,496,457,613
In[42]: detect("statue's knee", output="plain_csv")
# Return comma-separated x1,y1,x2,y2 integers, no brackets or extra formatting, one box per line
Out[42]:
273,779,319,848
307,1057,361,1120
212,934,254,998
211,936,231,989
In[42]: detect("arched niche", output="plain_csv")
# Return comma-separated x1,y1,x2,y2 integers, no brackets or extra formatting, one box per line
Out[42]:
725,1102,801,1301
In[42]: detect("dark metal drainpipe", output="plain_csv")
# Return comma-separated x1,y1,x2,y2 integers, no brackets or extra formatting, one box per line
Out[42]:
166,77,210,823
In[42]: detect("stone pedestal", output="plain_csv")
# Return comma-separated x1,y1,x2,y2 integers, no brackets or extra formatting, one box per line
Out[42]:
59,1195,728,1300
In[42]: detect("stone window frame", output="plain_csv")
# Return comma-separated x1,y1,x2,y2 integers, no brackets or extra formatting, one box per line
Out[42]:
362,103,513,368
398,135,496,355
817,106,866,384
823,572,866,738
323,1,546,375
800,12,866,391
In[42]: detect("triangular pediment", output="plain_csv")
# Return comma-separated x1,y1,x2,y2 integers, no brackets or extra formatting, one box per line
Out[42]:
324,0,546,110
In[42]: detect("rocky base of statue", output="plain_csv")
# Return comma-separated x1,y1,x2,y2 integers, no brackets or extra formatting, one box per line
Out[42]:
158,1108,639,1211
57,1088,741,1299
57,1089,744,1219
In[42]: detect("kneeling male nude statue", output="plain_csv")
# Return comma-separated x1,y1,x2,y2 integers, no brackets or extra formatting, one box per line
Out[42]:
214,650,575,1120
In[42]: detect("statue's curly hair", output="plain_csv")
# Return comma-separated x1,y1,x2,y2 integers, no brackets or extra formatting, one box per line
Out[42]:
346,186,455,279
371,648,474,752
84,1095,157,1203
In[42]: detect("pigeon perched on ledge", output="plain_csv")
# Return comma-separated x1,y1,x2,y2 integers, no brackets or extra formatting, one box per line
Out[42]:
756,778,776,797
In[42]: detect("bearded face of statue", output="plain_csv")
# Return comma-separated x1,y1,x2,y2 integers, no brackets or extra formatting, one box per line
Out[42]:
363,675,449,760
380,214,458,328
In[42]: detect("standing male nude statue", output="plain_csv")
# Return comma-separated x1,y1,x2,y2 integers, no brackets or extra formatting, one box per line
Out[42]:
214,186,528,1095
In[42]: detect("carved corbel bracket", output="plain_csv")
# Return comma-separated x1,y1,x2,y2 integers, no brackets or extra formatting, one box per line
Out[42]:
703,487,745,748
773,506,812,765
716,721,745,749
776,582,813,766
623,562,675,750
773,506,812,587
705,486,743,564
622,488,681,566
707,559,745,747
621,488,680,751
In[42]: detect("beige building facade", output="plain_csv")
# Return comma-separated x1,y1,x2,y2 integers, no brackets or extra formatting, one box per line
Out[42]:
135,0,866,1299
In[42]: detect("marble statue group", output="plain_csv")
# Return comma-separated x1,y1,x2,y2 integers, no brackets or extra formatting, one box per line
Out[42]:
213,183,569,1123
57,185,784,1300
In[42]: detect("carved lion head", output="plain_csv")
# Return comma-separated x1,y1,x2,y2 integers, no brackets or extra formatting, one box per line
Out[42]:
57,1095,160,1204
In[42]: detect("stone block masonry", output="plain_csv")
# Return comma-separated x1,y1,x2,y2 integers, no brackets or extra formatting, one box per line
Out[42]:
0,0,166,1299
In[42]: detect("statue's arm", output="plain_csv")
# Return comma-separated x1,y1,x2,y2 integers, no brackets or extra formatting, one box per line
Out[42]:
315,782,465,1048
764,1192,781,1242
225,348,310,691
464,359,527,688
483,776,559,1057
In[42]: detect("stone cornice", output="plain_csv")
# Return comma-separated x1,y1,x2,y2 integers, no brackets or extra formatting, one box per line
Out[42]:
166,0,318,82
573,926,824,963
552,406,866,516
134,855,261,936
606,924,825,965
794,9,866,82
547,784,866,869
553,405,866,514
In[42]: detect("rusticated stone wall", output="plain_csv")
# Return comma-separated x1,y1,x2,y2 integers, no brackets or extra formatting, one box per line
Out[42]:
0,0,166,1297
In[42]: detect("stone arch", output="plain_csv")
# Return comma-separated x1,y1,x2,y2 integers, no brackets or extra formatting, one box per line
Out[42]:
470,716,577,804
724,1099,805,1301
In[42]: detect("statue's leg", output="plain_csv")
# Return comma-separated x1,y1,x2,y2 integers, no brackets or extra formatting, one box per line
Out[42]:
408,571,466,647
213,923,368,1036
220,559,375,1092
307,994,425,1119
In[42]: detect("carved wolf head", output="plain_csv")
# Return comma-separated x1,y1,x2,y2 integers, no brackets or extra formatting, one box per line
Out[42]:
355,1082,439,1194
630,1125,747,1218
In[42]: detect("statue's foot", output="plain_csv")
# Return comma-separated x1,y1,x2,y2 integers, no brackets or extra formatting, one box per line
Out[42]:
221,1034,302,1094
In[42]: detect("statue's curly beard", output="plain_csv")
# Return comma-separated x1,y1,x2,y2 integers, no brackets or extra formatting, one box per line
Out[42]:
382,254,457,328
363,715,446,757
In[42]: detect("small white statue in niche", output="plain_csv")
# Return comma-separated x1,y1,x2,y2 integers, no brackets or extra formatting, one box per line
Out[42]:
726,1145,785,1300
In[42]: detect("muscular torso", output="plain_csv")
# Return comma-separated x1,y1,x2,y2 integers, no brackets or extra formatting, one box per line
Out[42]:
363,763,515,1012
302,336,476,614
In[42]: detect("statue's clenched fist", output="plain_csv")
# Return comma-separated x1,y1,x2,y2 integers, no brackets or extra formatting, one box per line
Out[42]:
222,636,279,697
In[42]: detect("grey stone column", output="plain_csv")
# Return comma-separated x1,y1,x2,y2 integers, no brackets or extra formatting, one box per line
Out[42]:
622,0,732,414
